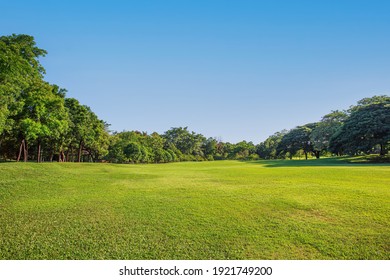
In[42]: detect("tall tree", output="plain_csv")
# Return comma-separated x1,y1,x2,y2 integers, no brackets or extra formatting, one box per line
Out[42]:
330,100,390,155
12,79,42,161
310,110,348,157
44,85,69,162
0,34,47,143
277,126,313,159
65,98,93,162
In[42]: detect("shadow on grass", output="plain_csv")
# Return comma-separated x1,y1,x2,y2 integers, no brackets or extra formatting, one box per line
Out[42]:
244,156,390,167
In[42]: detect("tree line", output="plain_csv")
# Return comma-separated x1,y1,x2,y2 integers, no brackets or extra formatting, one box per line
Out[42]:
1,34,389,163
257,95,390,159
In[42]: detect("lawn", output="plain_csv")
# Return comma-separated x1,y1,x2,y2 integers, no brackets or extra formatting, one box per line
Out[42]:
0,159,389,259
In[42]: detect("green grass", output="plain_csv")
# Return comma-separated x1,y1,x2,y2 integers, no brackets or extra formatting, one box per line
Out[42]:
0,159,389,260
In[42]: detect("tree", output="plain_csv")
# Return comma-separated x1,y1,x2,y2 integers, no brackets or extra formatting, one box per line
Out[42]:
1,34,110,163
349,95,390,112
0,34,47,148
124,142,142,163
277,126,313,159
105,133,126,163
232,141,256,159
203,137,218,160
85,119,110,162
10,79,68,162
310,110,348,157
257,130,287,159
330,100,390,156
44,85,70,162
163,127,206,160
65,98,96,162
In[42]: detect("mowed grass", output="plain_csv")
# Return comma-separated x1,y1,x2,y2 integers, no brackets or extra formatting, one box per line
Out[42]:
0,159,389,260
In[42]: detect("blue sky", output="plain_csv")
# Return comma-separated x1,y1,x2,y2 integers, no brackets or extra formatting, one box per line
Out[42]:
2,0,390,143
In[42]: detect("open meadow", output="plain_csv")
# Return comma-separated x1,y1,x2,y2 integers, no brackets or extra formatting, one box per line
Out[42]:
0,159,389,259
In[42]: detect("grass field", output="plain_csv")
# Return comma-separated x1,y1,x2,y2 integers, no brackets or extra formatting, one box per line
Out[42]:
0,159,389,260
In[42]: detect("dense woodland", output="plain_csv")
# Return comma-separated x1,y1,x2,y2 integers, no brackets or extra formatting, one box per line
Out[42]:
1,34,389,163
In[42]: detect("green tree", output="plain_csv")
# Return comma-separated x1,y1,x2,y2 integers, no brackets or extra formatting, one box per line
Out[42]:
85,119,110,162
163,127,206,160
0,34,47,149
310,110,348,158
124,142,142,163
64,98,95,162
349,95,390,112
330,100,390,156
11,79,68,162
256,130,287,159
44,85,70,162
105,133,126,163
277,126,313,160
231,141,256,159
203,137,218,160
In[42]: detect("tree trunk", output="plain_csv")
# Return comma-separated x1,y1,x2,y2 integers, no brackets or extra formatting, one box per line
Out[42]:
17,140,23,162
61,151,66,162
37,141,41,163
23,139,27,162
304,151,308,160
314,151,320,159
17,140,24,162
78,141,83,162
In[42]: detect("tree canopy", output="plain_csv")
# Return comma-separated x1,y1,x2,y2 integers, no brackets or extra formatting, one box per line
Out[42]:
330,99,390,155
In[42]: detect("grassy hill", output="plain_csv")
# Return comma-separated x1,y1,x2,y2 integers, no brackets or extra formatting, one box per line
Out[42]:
0,159,389,259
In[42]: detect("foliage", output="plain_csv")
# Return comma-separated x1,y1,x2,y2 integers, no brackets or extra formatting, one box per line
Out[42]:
0,34,109,162
163,127,206,158
0,34,47,136
310,110,348,156
277,125,313,159
330,100,390,155
256,130,287,159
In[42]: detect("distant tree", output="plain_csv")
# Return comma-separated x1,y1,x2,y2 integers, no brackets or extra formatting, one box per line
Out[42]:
256,130,287,159
202,137,218,160
163,127,206,160
330,99,390,156
310,110,348,157
65,98,109,162
147,132,165,151
232,141,256,159
105,133,126,163
213,140,226,159
277,126,313,159
85,119,110,162
221,142,234,159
